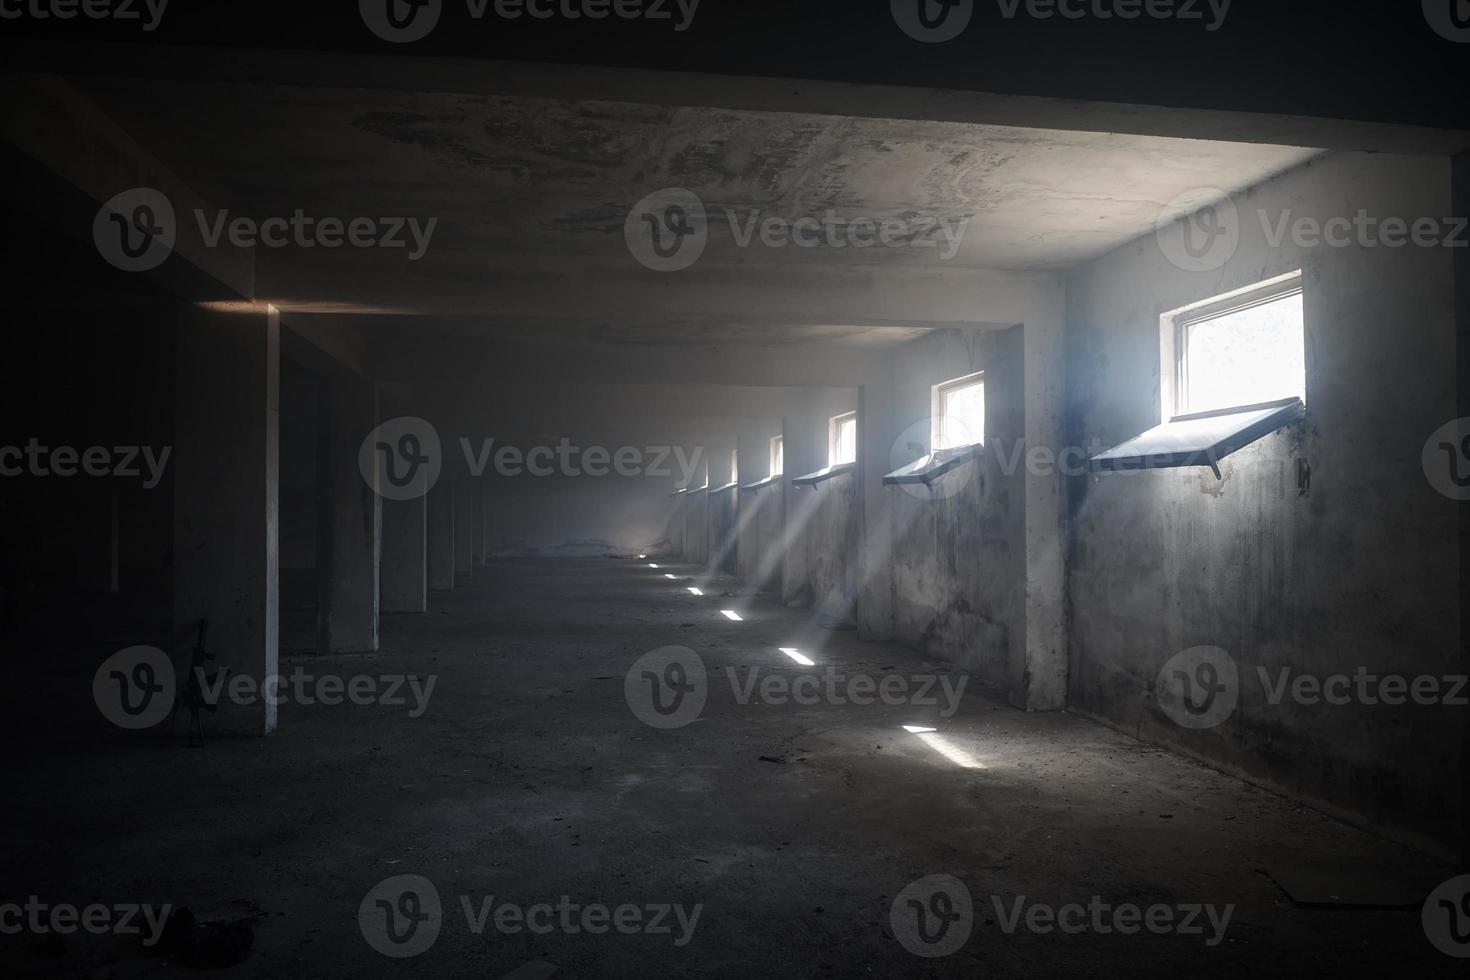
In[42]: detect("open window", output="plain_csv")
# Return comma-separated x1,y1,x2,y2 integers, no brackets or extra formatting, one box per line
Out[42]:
1169,273,1305,416
770,435,783,477
1091,273,1306,478
933,371,985,450
829,411,857,466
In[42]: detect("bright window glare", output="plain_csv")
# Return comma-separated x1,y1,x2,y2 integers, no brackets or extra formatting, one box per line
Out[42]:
720,610,743,622
936,377,984,450
902,725,937,734
688,587,703,596
779,648,815,666
830,413,857,465
1183,291,1305,415
648,563,659,569
665,574,676,579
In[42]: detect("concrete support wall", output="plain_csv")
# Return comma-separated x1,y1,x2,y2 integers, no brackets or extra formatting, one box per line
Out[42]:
684,488,709,566
173,303,280,735
888,327,1027,696
427,481,455,592
1066,151,1461,857
472,487,487,568
315,377,380,654
381,495,427,614
453,480,474,578
1455,150,1470,868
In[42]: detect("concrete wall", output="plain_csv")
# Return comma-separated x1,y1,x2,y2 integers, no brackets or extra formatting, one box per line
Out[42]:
889,327,1027,695
1065,151,1462,857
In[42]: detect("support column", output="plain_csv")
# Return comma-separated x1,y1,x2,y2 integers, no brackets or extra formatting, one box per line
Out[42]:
481,487,495,564
173,302,280,736
472,485,487,567
855,371,898,641
1454,151,1469,869
782,392,823,607
381,495,427,614
454,479,474,578
315,377,381,653
427,480,455,591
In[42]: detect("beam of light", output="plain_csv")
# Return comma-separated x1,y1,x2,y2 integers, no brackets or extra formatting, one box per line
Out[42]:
697,485,772,590
664,574,677,579
720,610,743,622
779,648,815,666
902,725,937,734
648,563,658,569
688,587,704,596
911,730,986,770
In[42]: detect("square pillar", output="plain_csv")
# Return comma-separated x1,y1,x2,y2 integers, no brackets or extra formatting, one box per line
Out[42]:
173,302,280,736
454,479,474,577
315,376,381,653
381,495,427,614
472,485,487,567
427,480,455,591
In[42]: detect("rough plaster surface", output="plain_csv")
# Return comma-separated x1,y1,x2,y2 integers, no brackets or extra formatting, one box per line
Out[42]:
1065,151,1462,857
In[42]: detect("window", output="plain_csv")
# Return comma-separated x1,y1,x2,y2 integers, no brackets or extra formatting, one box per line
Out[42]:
1169,274,1305,417
933,371,985,450
770,435,783,477
829,412,857,465
730,448,738,485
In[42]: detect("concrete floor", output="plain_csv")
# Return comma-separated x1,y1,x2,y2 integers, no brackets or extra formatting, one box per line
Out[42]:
5,559,1461,978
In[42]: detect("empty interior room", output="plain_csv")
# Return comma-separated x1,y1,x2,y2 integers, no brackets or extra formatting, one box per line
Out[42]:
1,3,1468,977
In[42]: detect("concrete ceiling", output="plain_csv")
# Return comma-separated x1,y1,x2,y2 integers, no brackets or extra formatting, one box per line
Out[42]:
74,75,1321,346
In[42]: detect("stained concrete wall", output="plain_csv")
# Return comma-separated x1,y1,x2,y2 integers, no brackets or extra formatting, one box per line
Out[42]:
684,488,710,566
1065,151,1462,857
889,327,1027,695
